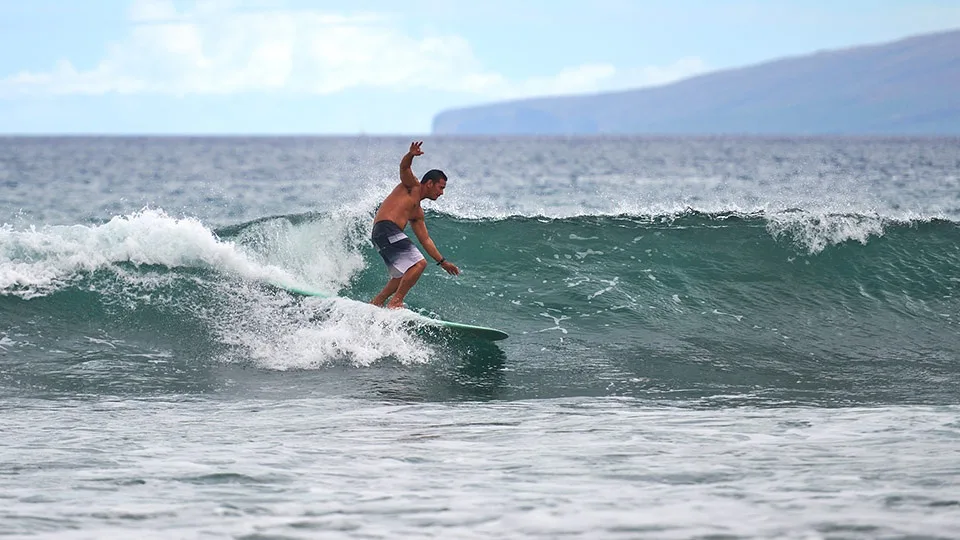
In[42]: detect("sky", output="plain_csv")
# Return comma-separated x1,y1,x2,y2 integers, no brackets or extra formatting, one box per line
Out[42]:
1,0,959,134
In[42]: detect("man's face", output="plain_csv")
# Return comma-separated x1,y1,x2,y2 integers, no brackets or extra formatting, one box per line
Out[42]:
427,179,447,200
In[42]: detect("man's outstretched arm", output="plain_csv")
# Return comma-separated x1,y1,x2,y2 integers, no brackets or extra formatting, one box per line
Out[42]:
410,218,460,276
399,141,424,190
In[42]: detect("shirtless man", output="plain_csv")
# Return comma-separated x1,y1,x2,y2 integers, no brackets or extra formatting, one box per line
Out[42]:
370,141,460,308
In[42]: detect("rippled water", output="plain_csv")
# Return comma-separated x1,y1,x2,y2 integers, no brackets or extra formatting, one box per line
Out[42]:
4,398,959,539
2,136,959,538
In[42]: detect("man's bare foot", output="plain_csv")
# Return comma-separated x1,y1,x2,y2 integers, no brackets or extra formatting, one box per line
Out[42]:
386,299,407,309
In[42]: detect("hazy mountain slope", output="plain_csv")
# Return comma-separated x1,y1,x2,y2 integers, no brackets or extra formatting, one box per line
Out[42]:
432,30,960,135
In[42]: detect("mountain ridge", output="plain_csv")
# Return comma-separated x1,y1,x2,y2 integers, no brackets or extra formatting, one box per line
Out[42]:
432,29,960,135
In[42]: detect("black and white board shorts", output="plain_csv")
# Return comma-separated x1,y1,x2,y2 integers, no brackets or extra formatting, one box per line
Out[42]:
371,220,425,279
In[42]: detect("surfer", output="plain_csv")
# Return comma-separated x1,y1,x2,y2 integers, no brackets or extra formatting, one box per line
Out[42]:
370,141,460,309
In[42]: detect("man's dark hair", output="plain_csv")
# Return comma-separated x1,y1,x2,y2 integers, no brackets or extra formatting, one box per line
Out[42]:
421,169,447,184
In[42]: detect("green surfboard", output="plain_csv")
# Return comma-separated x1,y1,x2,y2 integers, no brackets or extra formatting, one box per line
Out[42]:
268,282,509,341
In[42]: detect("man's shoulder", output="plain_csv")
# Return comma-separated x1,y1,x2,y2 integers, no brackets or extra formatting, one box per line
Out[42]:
394,181,421,195
385,183,415,198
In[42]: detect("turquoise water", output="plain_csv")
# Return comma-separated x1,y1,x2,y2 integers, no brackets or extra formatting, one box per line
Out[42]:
2,136,959,537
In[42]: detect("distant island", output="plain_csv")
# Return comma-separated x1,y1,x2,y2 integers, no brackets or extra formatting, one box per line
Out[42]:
432,29,960,135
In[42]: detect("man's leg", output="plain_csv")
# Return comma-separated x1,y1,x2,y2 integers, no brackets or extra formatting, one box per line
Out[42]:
386,259,427,309
371,278,401,306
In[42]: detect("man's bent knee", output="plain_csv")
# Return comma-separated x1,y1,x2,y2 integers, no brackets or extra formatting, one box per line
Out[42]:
406,259,427,275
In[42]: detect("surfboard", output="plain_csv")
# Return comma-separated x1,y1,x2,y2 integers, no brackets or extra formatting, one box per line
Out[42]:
268,281,509,341
418,318,509,341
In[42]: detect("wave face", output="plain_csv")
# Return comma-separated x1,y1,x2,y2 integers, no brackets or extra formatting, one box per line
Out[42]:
2,208,958,404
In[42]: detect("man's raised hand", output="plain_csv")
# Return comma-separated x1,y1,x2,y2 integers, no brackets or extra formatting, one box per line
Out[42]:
408,141,424,156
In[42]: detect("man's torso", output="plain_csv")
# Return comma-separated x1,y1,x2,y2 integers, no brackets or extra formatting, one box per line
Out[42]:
373,184,424,230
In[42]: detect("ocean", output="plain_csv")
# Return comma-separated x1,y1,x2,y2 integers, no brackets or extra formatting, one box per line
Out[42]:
1,135,959,538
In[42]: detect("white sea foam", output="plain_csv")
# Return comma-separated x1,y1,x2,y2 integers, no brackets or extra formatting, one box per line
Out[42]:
0,207,372,298
436,200,946,255
0,209,268,295
212,287,434,369
0,204,440,366
765,213,893,254
230,189,383,295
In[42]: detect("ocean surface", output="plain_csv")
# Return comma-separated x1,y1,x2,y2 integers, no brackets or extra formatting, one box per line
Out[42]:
1,136,959,538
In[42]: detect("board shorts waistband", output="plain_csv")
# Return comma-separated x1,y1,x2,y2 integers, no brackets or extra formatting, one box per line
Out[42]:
371,220,406,248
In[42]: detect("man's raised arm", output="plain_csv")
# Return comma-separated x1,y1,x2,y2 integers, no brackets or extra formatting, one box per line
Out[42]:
399,141,424,189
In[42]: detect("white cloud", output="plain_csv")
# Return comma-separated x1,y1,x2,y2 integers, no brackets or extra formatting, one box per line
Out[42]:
0,0,706,99
508,64,619,98
447,58,706,101
614,56,708,88
128,0,179,22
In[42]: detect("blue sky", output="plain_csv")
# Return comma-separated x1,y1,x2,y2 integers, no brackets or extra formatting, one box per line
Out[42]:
1,0,958,134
